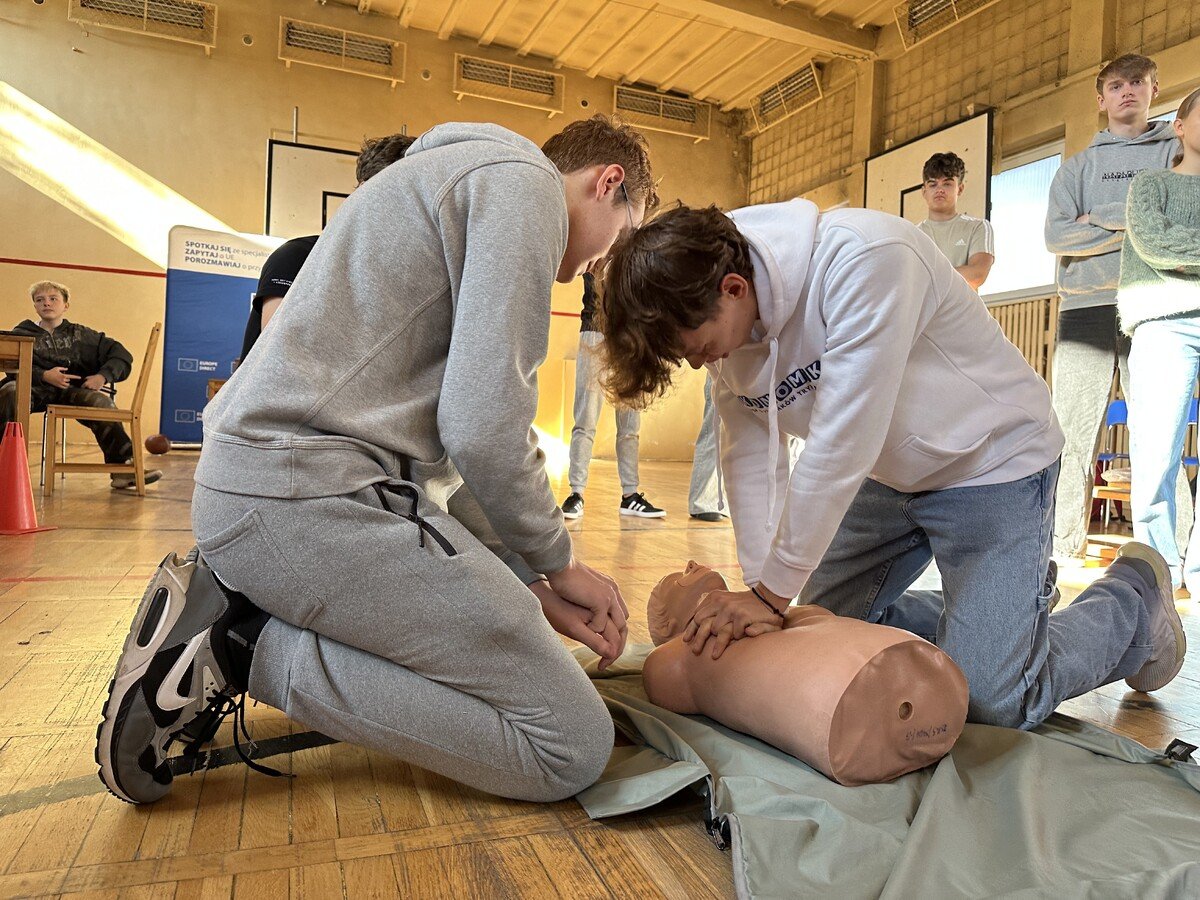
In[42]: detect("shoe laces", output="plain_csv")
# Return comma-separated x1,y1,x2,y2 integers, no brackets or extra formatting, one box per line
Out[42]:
176,692,291,780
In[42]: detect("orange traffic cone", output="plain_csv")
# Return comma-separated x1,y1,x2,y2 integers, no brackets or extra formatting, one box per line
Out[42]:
0,423,55,535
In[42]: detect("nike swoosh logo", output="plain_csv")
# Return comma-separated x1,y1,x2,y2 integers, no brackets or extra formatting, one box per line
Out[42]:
156,632,207,711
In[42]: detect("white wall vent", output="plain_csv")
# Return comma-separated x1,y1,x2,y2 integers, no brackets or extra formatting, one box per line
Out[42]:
745,61,823,136
279,18,405,88
893,0,1000,51
453,54,565,118
613,86,710,143
69,0,217,54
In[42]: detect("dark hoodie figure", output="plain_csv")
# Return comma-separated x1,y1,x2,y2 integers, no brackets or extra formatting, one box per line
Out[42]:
0,280,161,488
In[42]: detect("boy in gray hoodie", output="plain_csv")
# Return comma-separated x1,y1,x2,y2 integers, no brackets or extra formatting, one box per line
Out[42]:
1044,53,1185,560
97,117,657,806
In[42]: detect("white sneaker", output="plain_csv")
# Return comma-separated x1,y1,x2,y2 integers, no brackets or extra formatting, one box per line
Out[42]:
1116,543,1187,692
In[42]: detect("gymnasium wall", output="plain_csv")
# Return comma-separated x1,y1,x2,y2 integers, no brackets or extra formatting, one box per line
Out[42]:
748,0,1200,211
0,0,749,460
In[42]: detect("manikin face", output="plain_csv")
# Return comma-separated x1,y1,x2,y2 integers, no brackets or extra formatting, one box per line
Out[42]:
33,288,68,323
647,561,729,646
558,164,646,283
1097,73,1158,124
921,176,963,216
678,273,759,369
1174,101,1200,161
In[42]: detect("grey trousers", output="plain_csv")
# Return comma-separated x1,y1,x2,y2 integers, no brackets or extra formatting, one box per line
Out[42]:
191,482,613,803
1050,305,1191,558
569,332,640,495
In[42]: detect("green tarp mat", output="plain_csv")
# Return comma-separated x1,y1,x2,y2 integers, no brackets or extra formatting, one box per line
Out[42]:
575,646,1200,899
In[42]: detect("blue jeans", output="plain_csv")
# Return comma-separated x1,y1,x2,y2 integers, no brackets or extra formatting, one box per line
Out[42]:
799,462,1151,729
1127,316,1200,591
568,332,640,495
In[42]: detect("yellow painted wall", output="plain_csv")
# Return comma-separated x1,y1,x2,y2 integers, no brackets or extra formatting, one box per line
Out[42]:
1,0,747,460
748,0,1200,208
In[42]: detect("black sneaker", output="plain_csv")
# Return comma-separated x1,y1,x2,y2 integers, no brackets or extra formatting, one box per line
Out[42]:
690,512,723,522
562,492,584,519
620,492,666,518
96,550,244,804
111,469,163,489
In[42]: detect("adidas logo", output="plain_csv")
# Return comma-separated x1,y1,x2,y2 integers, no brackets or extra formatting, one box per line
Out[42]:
955,238,967,245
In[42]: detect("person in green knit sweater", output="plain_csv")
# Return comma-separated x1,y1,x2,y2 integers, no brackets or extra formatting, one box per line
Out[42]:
1119,86,1200,594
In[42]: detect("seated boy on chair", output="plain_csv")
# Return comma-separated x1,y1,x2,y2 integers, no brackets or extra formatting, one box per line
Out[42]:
0,280,161,488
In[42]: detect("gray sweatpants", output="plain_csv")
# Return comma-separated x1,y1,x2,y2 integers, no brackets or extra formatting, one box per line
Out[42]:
1051,304,1192,558
191,482,613,803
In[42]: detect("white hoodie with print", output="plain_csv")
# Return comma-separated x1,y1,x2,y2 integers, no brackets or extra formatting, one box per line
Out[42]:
713,200,1065,598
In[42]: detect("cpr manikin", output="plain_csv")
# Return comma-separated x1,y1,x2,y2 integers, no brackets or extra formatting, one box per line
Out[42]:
643,562,970,786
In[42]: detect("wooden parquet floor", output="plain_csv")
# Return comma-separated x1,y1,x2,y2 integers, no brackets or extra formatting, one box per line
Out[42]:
1,446,1197,899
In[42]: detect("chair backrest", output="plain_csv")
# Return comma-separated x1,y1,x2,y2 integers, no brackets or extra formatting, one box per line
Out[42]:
128,323,162,417
1105,399,1127,428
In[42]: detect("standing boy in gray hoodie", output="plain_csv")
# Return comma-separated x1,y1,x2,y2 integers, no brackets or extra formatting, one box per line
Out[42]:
96,117,657,807
1045,53,1185,561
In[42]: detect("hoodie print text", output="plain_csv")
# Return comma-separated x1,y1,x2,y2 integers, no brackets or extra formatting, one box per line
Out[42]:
738,360,821,411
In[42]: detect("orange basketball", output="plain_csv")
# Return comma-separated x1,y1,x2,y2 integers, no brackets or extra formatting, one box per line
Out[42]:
144,434,172,455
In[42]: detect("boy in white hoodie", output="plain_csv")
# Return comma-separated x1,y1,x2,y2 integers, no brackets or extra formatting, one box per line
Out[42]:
600,203,1186,730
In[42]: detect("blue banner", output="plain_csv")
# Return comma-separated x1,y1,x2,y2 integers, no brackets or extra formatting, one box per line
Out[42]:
162,227,281,442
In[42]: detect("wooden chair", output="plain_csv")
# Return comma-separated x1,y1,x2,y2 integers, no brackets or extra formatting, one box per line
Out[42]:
44,323,161,497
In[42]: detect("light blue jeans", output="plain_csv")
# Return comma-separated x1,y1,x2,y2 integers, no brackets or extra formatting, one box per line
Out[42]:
688,375,722,515
799,462,1151,730
1127,316,1200,591
569,331,640,495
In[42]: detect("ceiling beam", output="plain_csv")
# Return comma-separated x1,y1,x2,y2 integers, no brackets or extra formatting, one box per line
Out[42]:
720,47,812,111
437,0,466,39
652,0,876,57
357,0,372,14
478,0,520,46
518,0,573,56
399,0,419,29
657,27,730,92
621,14,697,84
853,0,894,29
585,7,657,79
811,0,840,16
692,35,771,99
553,4,611,68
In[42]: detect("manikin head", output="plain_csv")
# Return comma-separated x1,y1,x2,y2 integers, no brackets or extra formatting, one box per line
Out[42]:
647,561,730,645
541,115,658,283
599,204,759,408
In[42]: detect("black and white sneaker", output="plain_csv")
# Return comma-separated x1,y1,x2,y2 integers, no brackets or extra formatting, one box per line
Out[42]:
562,492,585,519
96,550,248,804
620,492,666,518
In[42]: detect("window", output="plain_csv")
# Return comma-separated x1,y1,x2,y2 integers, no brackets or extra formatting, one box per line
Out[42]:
982,149,1061,300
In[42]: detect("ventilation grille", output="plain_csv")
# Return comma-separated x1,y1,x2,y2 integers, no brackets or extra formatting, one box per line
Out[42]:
279,18,405,86
894,0,999,50
745,62,823,135
69,0,217,51
454,54,564,118
612,86,710,143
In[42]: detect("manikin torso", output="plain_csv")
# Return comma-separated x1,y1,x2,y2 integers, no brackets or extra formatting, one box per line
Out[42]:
642,562,969,785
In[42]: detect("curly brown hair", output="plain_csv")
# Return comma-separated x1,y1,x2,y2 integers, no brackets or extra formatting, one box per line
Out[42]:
356,133,417,184
597,204,752,408
541,114,659,210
